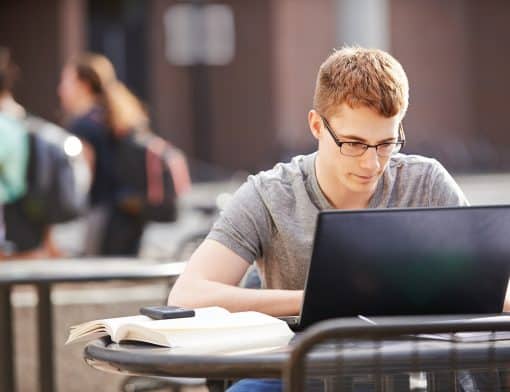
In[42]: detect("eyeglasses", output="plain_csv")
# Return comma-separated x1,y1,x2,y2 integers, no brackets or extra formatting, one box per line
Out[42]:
321,115,406,157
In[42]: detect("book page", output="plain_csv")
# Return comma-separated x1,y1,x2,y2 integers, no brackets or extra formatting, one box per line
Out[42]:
66,315,150,344
67,306,230,344
122,317,294,349
136,311,281,332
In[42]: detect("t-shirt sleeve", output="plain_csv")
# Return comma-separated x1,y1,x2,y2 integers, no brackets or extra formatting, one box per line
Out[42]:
428,160,469,207
206,177,271,264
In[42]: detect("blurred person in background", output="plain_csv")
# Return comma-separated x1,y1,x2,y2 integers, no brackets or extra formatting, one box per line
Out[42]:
0,114,28,257
0,49,26,222
0,46,62,259
58,53,150,256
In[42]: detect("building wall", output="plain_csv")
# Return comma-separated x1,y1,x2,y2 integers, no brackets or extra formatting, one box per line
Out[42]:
0,0,85,123
3,0,510,173
148,0,276,174
147,1,194,156
391,0,510,172
272,0,335,158
390,0,476,171
470,0,510,162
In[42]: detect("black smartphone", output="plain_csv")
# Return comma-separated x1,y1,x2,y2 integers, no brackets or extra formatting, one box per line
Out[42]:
140,305,195,320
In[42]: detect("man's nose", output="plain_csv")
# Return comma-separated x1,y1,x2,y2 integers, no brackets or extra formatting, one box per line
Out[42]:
359,147,381,170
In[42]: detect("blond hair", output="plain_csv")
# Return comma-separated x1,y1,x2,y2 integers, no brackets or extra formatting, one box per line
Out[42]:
70,52,148,137
313,46,409,119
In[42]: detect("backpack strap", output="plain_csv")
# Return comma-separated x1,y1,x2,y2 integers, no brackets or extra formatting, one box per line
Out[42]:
146,137,167,205
165,145,191,197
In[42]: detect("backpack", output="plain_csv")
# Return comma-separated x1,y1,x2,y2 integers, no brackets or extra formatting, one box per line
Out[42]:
4,116,90,250
113,130,191,222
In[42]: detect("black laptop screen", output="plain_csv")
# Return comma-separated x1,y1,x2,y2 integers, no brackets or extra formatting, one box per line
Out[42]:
299,206,510,329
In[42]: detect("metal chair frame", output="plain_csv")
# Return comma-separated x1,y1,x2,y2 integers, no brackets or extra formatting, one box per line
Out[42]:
284,317,510,392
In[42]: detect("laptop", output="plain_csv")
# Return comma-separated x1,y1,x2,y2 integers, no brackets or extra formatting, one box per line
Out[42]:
287,205,510,331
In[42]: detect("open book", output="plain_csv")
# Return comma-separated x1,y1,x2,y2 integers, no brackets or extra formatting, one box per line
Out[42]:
66,307,294,349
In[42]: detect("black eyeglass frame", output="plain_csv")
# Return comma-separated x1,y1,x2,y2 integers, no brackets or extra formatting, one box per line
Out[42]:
320,115,406,157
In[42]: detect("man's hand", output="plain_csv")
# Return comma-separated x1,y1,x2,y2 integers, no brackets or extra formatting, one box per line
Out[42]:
168,239,304,316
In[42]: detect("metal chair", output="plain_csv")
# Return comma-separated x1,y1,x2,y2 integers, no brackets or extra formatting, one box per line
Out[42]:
284,316,510,392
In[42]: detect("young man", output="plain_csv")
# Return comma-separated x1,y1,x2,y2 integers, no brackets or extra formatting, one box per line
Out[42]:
168,46,468,315
168,46,471,392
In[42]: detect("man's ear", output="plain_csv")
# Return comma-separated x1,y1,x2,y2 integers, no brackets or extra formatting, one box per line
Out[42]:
308,110,322,140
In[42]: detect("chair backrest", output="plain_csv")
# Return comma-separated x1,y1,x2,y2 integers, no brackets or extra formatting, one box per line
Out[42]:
283,316,510,392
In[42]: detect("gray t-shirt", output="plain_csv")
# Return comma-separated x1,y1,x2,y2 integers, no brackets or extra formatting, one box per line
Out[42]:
207,153,468,290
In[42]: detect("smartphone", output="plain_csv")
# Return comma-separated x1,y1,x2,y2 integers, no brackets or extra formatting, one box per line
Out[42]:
140,305,195,320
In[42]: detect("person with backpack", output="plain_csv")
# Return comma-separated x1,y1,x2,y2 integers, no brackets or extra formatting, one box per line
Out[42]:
0,114,28,256
0,49,27,213
58,52,189,256
0,46,89,259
